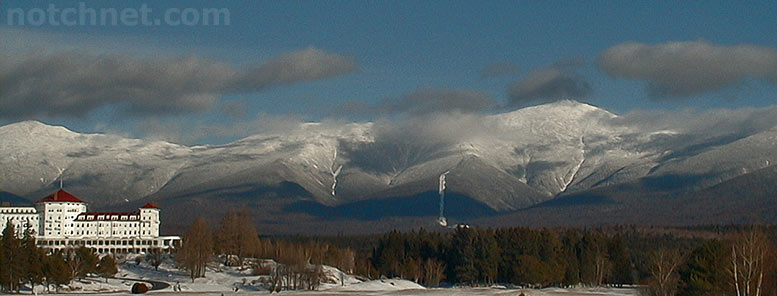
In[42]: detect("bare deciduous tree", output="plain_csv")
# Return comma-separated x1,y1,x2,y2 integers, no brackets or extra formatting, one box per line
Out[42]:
644,248,681,296
730,228,767,296
423,258,446,287
217,210,260,266
594,252,612,286
177,217,213,282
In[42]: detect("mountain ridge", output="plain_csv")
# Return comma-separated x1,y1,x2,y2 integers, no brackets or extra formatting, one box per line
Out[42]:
3,101,777,233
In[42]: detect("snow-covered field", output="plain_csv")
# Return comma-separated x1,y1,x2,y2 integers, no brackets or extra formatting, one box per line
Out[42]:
31,255,638,296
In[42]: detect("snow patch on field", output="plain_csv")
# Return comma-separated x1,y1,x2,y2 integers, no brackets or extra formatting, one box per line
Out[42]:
29,255,638,295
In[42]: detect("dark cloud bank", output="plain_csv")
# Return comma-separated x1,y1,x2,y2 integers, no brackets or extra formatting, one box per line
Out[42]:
0,48,357,119
507,60,592,107
337,88,497,118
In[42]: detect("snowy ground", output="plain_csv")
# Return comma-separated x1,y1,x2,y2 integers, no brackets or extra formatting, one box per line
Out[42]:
28,255,639,296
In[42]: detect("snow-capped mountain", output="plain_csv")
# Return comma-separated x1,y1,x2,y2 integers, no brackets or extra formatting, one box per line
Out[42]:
3,100,777,216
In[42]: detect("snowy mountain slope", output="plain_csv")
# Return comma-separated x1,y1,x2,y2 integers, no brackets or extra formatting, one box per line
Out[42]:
645,126,777,191
3,101,777,216
0,121,191,206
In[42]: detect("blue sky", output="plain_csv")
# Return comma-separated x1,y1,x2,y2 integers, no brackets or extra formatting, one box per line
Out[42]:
2,1,777,144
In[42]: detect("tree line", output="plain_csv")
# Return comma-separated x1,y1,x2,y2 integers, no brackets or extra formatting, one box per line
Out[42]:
178,210,364,292
371,227,633,287
368,225,777,295
176,213,777,295
0,222,118,293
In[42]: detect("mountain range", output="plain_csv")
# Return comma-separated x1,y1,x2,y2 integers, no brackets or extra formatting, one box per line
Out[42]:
2,100,776,234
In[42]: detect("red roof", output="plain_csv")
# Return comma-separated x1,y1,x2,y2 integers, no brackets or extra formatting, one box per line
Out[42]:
140,203,159,209
36,189,85,203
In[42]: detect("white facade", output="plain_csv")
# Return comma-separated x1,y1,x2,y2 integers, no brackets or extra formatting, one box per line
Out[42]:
36,200,87,238
0,189,179,253
0,206,39,236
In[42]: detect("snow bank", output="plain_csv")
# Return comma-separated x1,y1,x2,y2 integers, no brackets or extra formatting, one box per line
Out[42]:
22,255,638,296
327,278,426,291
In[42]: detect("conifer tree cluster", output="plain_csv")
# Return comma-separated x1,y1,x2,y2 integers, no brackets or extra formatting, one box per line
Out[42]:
371,227,634,287
0,221,118,293
369,225,777,294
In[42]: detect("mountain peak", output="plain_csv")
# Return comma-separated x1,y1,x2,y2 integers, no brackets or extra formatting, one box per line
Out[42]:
0,120,78,139
530,99,609,113
2,120,68,131
493,100,616,126
3,120,47,129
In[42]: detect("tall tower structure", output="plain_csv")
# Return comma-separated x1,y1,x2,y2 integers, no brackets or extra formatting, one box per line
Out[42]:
34,189,86,237
139,203,160,237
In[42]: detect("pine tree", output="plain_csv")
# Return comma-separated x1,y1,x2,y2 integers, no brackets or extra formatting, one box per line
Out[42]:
608,233,634,286
449,227,477,285
43,251,72,292
513,254,553,286
97,255,118,282
373,230,405,278
495,228,521,284
1,221,23,292
560,230,581,287
537,229,565,286
677,239,729,296
65,246,98,279
0,222,8,292
22,228,44,291
474,229,500,285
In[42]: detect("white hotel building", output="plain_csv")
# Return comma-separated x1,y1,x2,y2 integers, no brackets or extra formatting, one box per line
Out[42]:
0,189,180,254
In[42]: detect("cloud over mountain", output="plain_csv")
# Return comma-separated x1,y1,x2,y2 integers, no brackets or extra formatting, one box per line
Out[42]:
598,41,777,98
507,61,591,107
0,48,357,120
336,88,497,117
227,48,358,92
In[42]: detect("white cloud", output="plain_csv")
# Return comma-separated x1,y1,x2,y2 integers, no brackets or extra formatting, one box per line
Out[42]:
598,41,777,98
